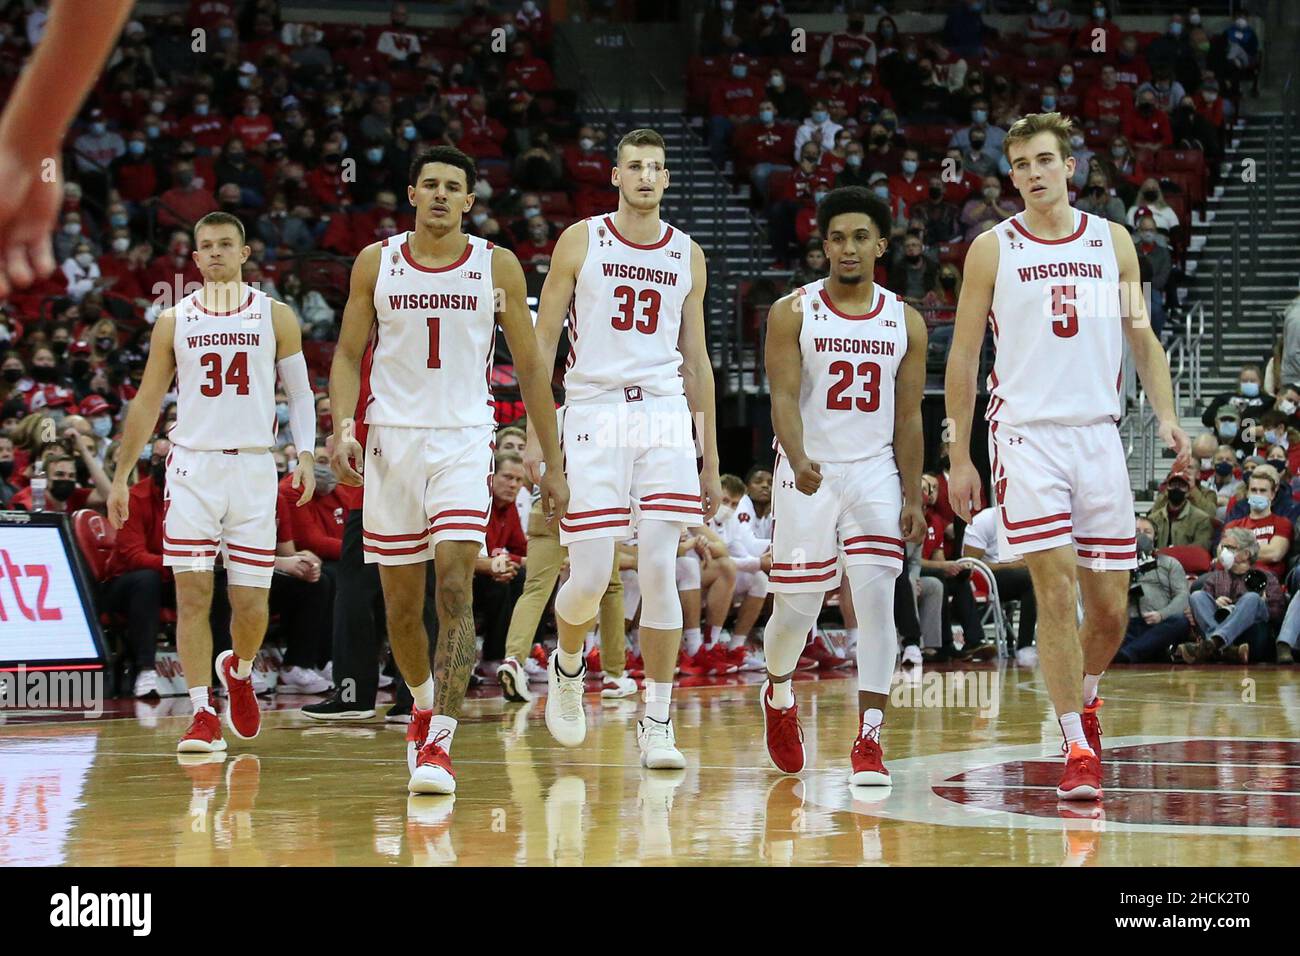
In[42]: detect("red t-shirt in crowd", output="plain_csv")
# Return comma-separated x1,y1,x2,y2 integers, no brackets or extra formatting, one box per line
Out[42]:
1224,513,1293,580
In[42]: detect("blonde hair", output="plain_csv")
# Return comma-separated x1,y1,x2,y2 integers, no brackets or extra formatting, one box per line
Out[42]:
616,128,666,163
1003,111,1076,164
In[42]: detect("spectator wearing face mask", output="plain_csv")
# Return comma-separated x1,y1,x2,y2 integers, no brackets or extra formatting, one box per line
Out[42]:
764,68,809,123
157,160,218,230
1148,464,1213,551
1224,458,1300,525
1205,444,1243,521
821,12,876,70
78,394,115,450
73,108,125,176
960,177,1018,242
709,53,764,167
886,148,927,215
1126,178,1179,234
1136,69,1187,117
10,449,104,512
17,346,77,414
1123,89,1173,155
792,99,842,160
887,233,939,307
1112,515,1190,663
912,176,962,245
942,0,995,60
734,101,795,199
101,438,180,698
1222,467,1293,581
1024,0,1071,60
1071,3,1121,59
1202,365,1272,433
742,1,791,59
60,241,102,302
1272,384,1300,433
0,435,17,506
1179,526,1282,665
1083,64,1133,129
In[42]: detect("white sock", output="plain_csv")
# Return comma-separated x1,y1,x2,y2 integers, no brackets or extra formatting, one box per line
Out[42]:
845,627,860,650
682,627,703,656
584,630,597,654
557,646,583,676
645,679,672,722
706,624,721,646
1060,712,1092,752
768,679,794,710
189,686,213,714
408,677,435,712
860,707,883,742
426,714,457,752
233,656,253,679
729,630,749,650
628,628,640,654
1083,673,1102,706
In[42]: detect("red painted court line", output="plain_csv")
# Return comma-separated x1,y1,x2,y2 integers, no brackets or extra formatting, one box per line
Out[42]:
1108,739,1300,766
947,759,1300,793
933,785,1300,827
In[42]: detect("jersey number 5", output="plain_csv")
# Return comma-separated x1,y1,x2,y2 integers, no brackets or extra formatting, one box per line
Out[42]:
611,285,660,334
199,352,250,396
1051,284,1078,338
826,360,881,412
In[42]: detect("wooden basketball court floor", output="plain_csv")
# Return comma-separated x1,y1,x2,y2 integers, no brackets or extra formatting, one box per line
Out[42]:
3,664,1300,867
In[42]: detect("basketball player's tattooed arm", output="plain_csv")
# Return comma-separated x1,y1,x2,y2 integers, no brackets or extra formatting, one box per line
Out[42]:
493,245,569,524
896,305,928,544
944,228,998,521
524,221,587,483
107,309,178,529
1111,220,1191,469
271,300,317,506
0,0,134,296
679,240,723,519
765,293,822,496
329,241,381,486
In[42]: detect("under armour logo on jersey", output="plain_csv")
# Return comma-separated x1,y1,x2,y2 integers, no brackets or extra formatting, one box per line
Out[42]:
1009,240,1025,250
390,267,406,277
576,433,590,441
1007,436,1024,444
372,446,382,457
782,480,794,488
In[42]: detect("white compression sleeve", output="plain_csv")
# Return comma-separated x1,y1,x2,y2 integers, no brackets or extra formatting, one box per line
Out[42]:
276,351,317,453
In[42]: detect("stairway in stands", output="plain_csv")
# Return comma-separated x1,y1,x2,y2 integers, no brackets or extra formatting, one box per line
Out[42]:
1132,110,1300,506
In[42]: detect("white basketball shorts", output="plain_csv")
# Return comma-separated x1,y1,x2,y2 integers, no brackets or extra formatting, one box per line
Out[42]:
163,445,278,588
769,451,905,593
362,423,494,566
558,393,702,545
988,419,1137,571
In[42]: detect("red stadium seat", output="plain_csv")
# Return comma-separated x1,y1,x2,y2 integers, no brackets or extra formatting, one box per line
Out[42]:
72,508,114,582
1158,545,1212,577
537,190,572,216
937,241,970,266
1154,149,1205,176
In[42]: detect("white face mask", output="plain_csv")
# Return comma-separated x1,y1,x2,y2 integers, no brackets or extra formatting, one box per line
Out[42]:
1219,547,1235,569
1281,399,1297,416
1199,457,1212,470
112,237,130,253
74,252,94,268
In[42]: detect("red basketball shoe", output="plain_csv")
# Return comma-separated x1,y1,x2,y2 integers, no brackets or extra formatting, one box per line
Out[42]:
585,647,602,675
849,730,891,786
177,708,226,753
215,650,261,740
1082,697,1103,763
406,707,432,775
760,680,805,774
409,728,456,795
1056,743,1103,800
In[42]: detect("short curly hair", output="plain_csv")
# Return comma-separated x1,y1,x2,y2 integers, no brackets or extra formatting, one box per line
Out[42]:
1223,526,1260,561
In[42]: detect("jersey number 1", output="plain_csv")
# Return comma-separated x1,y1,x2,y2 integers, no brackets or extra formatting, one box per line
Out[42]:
199,352,250,396
427,316,441,368
826,360,881,412
1051,285,1078,338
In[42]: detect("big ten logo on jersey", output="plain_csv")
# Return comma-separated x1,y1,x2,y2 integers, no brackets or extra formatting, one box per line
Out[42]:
460,269,482,280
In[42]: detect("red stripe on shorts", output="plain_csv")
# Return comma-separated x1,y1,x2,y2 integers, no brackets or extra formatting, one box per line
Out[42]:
1077,548,1137,560
1006,525,1074,545
364,528,430,542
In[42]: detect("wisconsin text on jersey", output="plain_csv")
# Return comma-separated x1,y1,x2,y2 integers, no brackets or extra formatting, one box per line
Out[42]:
600,262,681,285
385,293,481,311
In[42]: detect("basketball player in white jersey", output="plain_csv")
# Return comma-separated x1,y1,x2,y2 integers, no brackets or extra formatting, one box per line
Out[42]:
330,146,567,795
107,212,317,754
761,187,927,784
945,113,1189,800
525,128,721,769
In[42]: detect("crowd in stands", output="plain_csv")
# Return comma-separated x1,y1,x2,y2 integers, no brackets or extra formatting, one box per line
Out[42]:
701,1,1261,337
0,0,1285,701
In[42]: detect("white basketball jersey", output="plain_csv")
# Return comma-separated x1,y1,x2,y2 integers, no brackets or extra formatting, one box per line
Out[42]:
986,208,1123,427
779,279,908,464
565,215,693,403
367,231,497,429
170,285,278,451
